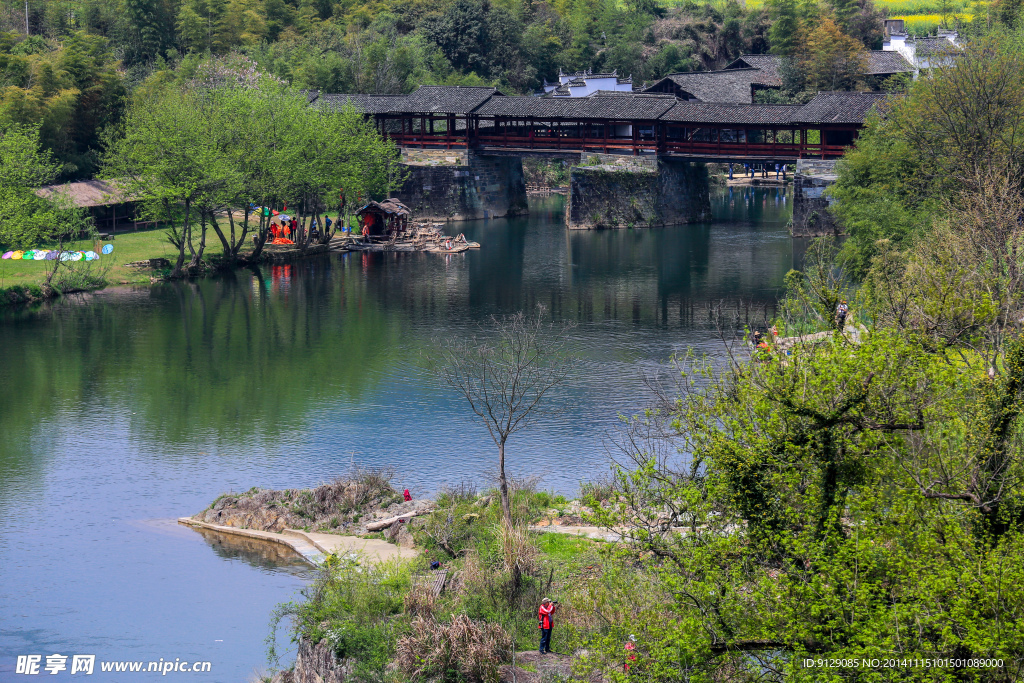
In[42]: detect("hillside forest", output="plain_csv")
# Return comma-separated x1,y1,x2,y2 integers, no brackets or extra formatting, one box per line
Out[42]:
0,0,1015,184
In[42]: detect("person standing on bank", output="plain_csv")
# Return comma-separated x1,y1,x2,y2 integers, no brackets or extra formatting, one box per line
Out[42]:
538,598,558,654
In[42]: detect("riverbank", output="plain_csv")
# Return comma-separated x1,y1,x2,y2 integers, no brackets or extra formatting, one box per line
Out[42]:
0,221,483,307
189,470,623,683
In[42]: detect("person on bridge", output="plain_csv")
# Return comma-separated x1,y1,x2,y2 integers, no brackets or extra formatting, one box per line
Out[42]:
538,598,559,654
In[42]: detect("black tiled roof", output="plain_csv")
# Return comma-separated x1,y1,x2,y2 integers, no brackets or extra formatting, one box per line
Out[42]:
662,102,801,124
726,51,914,82
316,87,886,126
914,36,959,56
318,93,409,114
475,93,677,120
725,55,784,86
790,91,891,124
644,69,760,103
403,85,504,114
317,86,503,115
864,51,914,74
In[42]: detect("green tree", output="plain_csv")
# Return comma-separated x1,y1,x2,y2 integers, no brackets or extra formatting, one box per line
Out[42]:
423,0,489,75
176,0,232,53
583,329,1024,681
103,84,229,276
799,15,866,90
120,0,176,65
0,123,75,249
768,0,800,55
831,37,1024,275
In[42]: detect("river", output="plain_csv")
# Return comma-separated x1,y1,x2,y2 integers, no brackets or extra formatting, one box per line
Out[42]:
0,188,795,681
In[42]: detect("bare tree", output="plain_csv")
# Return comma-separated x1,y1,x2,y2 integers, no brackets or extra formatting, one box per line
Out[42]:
438,310,577,528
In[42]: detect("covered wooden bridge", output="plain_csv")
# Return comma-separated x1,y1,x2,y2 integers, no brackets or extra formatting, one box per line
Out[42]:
314,87,889,162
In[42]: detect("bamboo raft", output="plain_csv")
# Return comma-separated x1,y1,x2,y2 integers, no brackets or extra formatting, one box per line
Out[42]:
339,223,480,254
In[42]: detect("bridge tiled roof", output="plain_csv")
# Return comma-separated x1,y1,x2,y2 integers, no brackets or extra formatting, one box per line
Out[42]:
319,86,503,114
644,69,761,103
317,88,888,126
318,93,409,114
475,93,678,120
403,85,504,114
791,91,892,124
662,102,801,124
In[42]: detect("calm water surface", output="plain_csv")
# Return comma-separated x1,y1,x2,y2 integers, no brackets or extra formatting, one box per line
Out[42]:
0,188,793,681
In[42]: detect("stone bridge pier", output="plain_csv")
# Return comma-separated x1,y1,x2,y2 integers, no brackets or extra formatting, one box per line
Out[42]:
565,153,711,229
394,149,527,222
791,159,840,236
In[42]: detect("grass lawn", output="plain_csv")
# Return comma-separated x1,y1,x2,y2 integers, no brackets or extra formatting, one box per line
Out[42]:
0,228,227,290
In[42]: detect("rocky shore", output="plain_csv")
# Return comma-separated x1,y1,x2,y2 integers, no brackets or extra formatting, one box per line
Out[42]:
192,472,435,542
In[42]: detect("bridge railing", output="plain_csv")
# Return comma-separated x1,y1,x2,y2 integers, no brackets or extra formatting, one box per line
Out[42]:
381,132,469,149
380,124,853,159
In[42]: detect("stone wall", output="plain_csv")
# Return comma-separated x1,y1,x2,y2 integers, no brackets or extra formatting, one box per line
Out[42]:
271,638,353,683
792,159,840,237
401,148,468,166
565,156,711,229
395,151,527,222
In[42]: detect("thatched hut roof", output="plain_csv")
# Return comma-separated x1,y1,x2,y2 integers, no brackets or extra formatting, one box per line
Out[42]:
34,179,133,208
355,199,411,217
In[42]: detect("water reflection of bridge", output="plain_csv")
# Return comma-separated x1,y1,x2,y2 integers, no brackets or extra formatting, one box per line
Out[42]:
315,87,889,162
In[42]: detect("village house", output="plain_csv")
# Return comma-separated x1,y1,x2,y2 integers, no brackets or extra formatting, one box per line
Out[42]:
541,70,634,97
882,20,960,74
643,50,915,104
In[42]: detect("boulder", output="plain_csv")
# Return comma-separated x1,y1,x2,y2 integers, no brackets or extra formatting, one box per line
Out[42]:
395,525,415,549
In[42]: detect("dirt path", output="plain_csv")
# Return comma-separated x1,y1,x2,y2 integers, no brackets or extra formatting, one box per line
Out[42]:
501,651,574,683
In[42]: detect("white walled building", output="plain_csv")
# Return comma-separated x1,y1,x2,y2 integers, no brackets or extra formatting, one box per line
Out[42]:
542,70,633,97
883,28,960,73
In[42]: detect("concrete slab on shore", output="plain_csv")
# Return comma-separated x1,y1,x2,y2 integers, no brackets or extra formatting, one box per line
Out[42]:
529,524,624,542
291,530,419,562
177,518,418,567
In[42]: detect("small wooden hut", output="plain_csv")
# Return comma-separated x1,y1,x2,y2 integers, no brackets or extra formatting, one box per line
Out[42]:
355,199,411,238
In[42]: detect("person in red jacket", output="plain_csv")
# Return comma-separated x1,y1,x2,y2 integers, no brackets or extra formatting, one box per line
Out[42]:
537,598,558,654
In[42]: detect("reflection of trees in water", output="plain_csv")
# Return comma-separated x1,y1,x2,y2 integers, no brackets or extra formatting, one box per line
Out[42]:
191,527,313,577
0,194,792,489
0,260,402,484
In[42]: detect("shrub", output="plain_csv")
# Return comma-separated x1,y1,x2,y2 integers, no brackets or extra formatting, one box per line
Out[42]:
420,504,474,558
437,480,479,507
288,557,411,647
403,583,437,618
579,476,615,505
395,615,512,683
